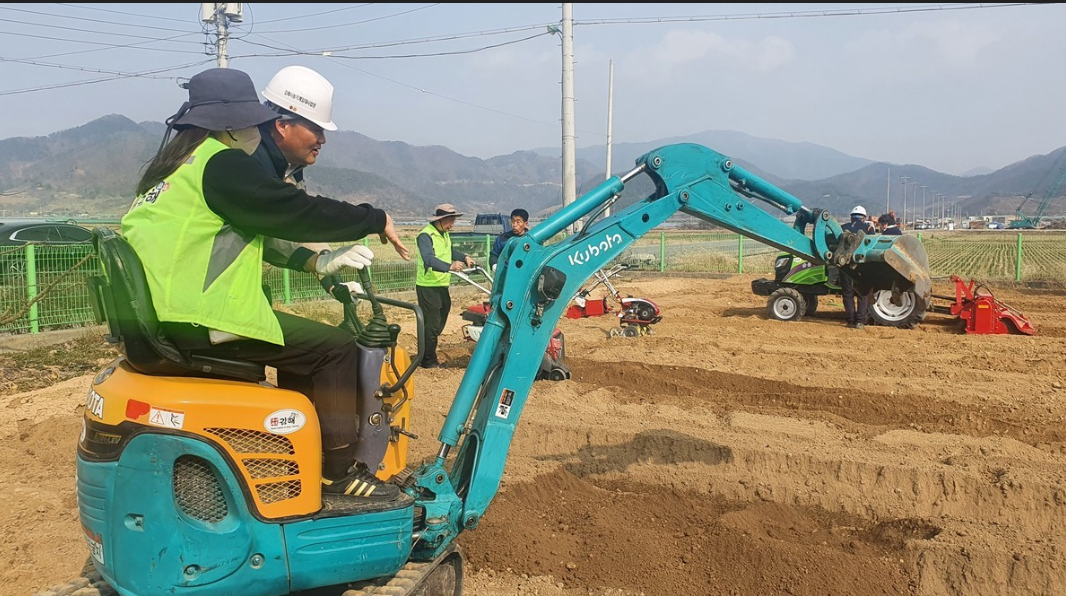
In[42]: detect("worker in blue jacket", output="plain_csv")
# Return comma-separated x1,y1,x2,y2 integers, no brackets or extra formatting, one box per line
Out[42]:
489,208,531,271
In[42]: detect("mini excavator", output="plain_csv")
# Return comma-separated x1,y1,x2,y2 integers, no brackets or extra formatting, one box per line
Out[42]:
60,143,931,596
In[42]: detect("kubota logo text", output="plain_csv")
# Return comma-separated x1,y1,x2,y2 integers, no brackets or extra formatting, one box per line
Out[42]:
568,232,623,266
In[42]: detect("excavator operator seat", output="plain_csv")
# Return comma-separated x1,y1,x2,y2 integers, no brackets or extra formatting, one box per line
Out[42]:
87,227,266,383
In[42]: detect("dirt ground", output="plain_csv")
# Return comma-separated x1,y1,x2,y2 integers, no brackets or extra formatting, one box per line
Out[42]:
5,273,1066,596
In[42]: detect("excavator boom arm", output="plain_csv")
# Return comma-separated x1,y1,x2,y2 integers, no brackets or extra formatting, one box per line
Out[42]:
407,143,931,561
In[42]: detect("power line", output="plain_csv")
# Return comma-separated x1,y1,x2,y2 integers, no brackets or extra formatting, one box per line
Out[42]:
53,3,195,24
252,4,440,34
0,5,196,34
19,32,198,62
572,3,1039,27
0,31,201,60
235,30,552,60
252,3,375,25
0,16,203,47
0,59,214,96
259,22,550,55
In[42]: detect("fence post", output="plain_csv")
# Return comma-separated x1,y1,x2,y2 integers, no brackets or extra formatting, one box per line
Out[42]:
737,234,744,274
25,244,39,333
659,232,665,273
283,268,292,304
1015,233,1023,282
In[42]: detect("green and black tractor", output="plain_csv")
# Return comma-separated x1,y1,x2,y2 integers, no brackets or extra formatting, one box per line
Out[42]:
752,252,927,329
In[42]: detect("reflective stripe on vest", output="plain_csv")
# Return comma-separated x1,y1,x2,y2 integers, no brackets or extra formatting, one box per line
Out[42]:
121,137,284,345
416,223,453,288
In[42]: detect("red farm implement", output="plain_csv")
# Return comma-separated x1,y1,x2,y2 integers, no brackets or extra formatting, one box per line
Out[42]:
930,275,1037,335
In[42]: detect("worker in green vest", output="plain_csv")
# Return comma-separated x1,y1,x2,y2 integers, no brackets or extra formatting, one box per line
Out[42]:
122,67,409,501
416,204,475,368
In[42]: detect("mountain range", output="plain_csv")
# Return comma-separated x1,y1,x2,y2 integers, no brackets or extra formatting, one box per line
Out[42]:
0,114,1062,223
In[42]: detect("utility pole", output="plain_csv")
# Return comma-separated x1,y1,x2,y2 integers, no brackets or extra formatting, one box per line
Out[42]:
560,3,577,234
903,181,909,230
201,3,243,68
910,181,919,229
899,176,909,223
604,59,614,218
886,167,891,213
920,185,927,225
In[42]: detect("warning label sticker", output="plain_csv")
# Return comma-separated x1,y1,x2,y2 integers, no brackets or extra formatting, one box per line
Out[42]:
495,388,516,419
148,406,185,430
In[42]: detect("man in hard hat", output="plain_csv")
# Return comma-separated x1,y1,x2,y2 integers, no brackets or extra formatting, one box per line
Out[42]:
840,205,876,329
252,65,337,191
251,65,339,267
251,66,365,398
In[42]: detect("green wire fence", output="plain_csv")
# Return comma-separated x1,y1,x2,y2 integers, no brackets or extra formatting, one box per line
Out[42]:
2,230,1065,335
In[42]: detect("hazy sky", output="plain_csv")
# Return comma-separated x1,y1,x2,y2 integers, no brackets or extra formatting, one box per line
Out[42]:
0,3,1061,176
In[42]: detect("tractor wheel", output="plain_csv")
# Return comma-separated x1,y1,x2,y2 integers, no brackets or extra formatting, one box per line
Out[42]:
869,289,926,329
766,288,806,322
636,304,655,321
608,326,623,338
622,325,641,337
549,368,568,381
802,294,818,315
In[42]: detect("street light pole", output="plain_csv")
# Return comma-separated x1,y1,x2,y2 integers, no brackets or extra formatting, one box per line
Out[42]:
910,181,919,230
899,176,909,223
900,176,909,228
920,185,927,225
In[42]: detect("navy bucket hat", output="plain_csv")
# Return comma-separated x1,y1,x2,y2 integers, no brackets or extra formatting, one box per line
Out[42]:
167,68,278,131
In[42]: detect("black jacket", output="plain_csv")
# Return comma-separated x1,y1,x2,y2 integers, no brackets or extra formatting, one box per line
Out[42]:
842,217,876,235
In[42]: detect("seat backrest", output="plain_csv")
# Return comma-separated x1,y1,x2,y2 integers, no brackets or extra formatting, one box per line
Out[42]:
89,227,265,382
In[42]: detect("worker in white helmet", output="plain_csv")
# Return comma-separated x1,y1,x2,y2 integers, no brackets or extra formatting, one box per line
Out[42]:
252,65,350,285
250,66,362,400
251,65,338,191
840,205,876,329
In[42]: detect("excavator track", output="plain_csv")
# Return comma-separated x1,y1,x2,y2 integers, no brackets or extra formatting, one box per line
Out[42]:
341,544,463,596
33,560,116,596
34,546,462,596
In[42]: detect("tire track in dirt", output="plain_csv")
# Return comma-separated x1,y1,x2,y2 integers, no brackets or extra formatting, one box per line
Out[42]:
566,358,1066,453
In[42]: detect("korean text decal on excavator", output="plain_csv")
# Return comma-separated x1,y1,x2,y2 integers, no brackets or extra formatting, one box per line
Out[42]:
61,143,932,596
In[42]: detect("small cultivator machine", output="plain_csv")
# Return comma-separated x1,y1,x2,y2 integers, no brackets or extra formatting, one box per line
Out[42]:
931,275,1037,335
455,265,571,381
566,263,662,337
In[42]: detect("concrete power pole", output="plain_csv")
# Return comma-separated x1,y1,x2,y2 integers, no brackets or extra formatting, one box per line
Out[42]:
886,167,891,213
899,176,909,222
201,3,243,68
560,3,577,234
920,185,927,224
604,59,614,218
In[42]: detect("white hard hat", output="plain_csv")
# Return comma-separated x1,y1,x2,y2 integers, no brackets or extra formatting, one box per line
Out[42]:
261,66,337,131
851,205,867,217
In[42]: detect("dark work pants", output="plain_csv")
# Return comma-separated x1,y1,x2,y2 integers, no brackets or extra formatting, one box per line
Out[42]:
164,311,358,451
416,285,451,365
840,273,868,325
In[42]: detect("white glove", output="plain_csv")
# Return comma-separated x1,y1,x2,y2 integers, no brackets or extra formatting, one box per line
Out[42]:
341,281,364,297
316,245,374,276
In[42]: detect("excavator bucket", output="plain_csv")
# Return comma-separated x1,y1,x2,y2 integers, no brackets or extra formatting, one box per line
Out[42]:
844,233,932,308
